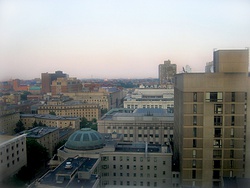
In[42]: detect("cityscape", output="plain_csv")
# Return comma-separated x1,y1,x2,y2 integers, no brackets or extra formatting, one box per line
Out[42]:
0,49,250,188
1,1,250,188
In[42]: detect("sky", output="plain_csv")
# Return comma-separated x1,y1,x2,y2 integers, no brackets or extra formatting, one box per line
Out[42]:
0,0,250,81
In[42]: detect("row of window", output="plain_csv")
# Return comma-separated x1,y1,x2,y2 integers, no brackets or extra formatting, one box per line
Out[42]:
102,156,162,163
107,126,173,130
193,92,247,102
102,171,165,177
102,180,159,187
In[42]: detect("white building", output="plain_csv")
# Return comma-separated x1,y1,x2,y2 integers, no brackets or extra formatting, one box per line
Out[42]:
0,134,27,182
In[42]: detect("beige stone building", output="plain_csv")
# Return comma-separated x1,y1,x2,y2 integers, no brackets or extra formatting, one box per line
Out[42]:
20,114,80,130
124,88,174,111
98,108,174,144
37,100,101,121
20,127,60,158
174,49,250,187
42,128,174,188
0,134,27,182
0,108,20,135
159,60,177,85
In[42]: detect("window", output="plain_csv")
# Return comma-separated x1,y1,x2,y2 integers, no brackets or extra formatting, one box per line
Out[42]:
231,104,235,114
193,92,197,102
127,165,129,169
163,161,166,165
193,150,196,158
214,116,223,126
154,166,157,170
133,157,136,161
232,92,235,102
113,156,116,161
193,116,197,125
213,160,221,168
231,116,235,125
120,156,123,161
192,170,196,179
140,165,143,170
231,128,234,137
230,150,234,158
193,104,197,114
147,182,150,186
214,104,223,114
193,128,197,137
140,182,143,186
127,156,130,161
147,166,150,170
163,171,166,175
230,139,234,148
120,165,123,170
213,140,222,148
113,165,116,169
206,92,223,102
127,173,129,177
193,139,197,147
214,128,221,137
213,150,222,158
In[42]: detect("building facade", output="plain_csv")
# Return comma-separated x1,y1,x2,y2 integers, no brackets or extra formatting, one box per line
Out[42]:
159,60,177,85
20,114,80,130
41,71,67,94
0,108,20,135
51,77,83,95
174,49,250,187
124,88,174,111
37,101,101,121
98,108,174,144
0,134,27,182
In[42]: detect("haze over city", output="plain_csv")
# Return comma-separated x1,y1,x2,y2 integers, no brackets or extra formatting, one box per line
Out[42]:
0,0,250,81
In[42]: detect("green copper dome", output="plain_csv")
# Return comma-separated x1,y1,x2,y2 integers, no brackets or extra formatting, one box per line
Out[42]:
65,128,104,150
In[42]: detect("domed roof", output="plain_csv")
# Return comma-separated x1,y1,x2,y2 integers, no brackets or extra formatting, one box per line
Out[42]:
65,128,104,150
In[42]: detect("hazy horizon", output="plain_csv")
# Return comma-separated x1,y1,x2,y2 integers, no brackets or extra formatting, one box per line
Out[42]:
1,0,250,81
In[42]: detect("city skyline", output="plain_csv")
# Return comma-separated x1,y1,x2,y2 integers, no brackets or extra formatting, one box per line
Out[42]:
0,0,250,81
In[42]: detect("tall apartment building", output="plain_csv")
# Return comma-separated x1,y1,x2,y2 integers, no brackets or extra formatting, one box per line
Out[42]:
159,60,177,85
51,77,82,95
0,134,27,182
41,71,67,94
174,49,250,187
98,108,174,144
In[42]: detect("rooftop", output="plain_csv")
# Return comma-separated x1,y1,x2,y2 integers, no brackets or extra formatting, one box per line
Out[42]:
21,114,79,120
18,127,59,139
37,157,99,188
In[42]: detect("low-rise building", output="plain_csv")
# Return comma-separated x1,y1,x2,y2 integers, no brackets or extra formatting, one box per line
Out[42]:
37,100,101,121
0,134,27,182
98,108,174,144
0,107,20,135
124,88,174,111
20,114,80,130
36,128,174,188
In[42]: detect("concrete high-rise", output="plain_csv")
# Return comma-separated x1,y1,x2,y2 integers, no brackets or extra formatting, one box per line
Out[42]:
174,49,250,187
159,60,177,85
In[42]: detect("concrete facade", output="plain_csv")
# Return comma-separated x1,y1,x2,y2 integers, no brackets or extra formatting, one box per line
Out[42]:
0,110,20,135
98,108,174,144
159,60,177,85
174,49,249,187
0,134,27,182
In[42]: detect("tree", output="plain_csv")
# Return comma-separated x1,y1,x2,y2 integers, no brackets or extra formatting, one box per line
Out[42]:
53,140,67,155
32,120,38,128
16,138,49,181
49,111,56,115
14,120,25,133
80,117,88,128
38,121,46,127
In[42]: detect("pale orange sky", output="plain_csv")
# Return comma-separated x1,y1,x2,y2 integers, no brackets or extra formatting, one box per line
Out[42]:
0,0,250,81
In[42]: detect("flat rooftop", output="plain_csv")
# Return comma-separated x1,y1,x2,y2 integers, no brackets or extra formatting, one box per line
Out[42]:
115,142,172,153
21,114,79,120
38,157,99,187
18,126,59,138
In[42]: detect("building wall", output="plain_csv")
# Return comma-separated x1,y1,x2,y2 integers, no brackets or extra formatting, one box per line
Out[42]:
0,135,27,182
159,60,177,85
98,120,173,145
37,104,101,121
174,49,249,188
0,112,20,135
20,115,80,130
100,151,173,188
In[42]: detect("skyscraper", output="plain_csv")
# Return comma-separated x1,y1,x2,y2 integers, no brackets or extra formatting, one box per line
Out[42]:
159,60,177,85
174,49,250,187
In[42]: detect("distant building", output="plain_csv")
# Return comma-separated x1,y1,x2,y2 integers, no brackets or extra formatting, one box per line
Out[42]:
159,60,177,85
41,71,67,94
205,61,214,73
98,108,174,144
20,114,80,130
13,79,29,91
174,49,250,187
34,128,174,188
37,100,101,121
51,77,82,95
0,134,27,182
123,88,174,111
0,108,20,135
